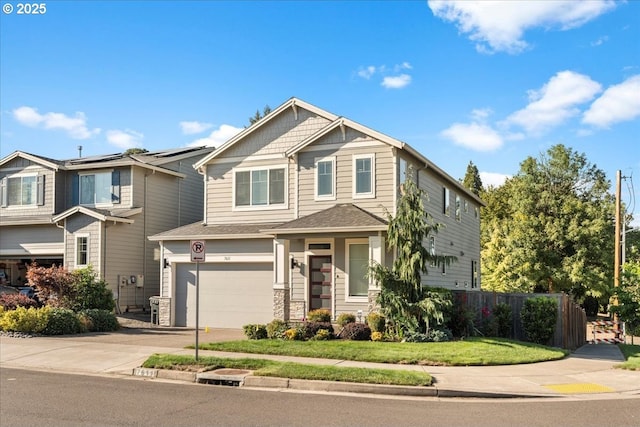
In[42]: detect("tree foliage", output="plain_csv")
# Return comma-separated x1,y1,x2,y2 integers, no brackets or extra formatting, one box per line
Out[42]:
248,105,272,126
462,161,483,196
480,144,615,298
611,246,640,336
370,173,454,338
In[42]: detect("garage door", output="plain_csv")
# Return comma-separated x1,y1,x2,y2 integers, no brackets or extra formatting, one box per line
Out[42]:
175,263,273,328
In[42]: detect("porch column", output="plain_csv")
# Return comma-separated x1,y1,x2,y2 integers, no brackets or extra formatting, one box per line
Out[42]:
273,238,290,321
368,235,384,313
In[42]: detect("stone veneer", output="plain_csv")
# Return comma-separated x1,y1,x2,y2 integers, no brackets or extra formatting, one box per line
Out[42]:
273,288,290,321
368,289,380,314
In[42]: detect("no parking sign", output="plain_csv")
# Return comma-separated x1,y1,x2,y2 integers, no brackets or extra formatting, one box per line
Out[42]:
190,240,206,262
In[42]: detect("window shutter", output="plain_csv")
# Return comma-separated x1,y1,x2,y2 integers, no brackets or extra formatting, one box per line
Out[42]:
0,177,6,207
111,170,120,204
37,175,45,205
72,174,79,206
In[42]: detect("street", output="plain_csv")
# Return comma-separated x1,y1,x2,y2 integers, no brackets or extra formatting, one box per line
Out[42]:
1,368,638,427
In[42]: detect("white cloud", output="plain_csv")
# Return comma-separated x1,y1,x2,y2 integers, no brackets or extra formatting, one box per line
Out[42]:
505,71,602,134
428,0,617,54
106,129,144,149
480,171,511,188
440,122,503,151
582,75,640,128
356,63,413,89
381,74,412,89
12,106,101,139
180,121,213,135
357,66,377,79
187,124,243,147
590,36,609,47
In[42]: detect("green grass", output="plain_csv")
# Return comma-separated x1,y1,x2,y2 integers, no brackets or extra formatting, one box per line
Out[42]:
142,354,432,386
198,337,568,366
616,344,640,370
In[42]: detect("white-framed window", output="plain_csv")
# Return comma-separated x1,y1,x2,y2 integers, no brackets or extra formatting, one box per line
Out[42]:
346,239,369,300
315,157,335,200
429,236,436,267
455,194,461,221
2,173,40,207
399,158,408,187
234,166,287,209
471,260,478,288
75,234,89,267
464,199,469,213
353,154,375,198
79,171,113,206
443,186,450,216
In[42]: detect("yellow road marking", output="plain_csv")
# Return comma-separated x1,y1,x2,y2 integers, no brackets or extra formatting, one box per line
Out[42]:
544,383,614,394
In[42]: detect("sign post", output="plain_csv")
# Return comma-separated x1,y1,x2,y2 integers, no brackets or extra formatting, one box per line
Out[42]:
190,240,205,361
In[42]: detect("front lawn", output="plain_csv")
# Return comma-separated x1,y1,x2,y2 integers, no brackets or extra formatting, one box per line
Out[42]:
616,344,640,370
198,337,568,366
142,354,432,386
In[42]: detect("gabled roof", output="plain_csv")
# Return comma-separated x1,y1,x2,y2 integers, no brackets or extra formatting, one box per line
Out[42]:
52,206,141,224
0,151,63,170
1,147,214,178
192,97,484,206
261,203,388,235
193,97,339,170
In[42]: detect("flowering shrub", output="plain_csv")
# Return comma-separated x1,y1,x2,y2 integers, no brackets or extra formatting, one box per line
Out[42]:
307,309,331,323
311,329,332,341
371,331,383,342
285,328,303,340
266,319,288,339
366,312,385,333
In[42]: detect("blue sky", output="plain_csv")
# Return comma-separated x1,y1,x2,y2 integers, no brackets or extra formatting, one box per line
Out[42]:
1,1,639,224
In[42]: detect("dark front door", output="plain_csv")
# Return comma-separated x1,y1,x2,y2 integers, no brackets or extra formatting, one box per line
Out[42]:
309,255,332,313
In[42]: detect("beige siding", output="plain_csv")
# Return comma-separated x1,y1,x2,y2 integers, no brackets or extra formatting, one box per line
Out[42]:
205,159,296,224
64,215,102,271
0,160,56,217
416,168,482,290
222,108,331,158
297,128,395,219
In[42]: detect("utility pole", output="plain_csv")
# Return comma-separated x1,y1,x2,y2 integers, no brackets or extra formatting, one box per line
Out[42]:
613,170,621,332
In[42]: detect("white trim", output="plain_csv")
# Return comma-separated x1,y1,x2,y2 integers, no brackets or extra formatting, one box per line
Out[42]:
352,153,376,199
165,254,272,264
298,140,385,154
201,153,286,165
74,233,90,268
314,156,336,201
304,238,334,316
231,164,289,211
78,170,114,208
345,238,369,302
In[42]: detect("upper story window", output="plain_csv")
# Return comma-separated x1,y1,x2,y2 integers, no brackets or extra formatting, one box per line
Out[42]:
76,235,89,267
1,173,45,207
234,166,286,208
429,236,436,267
443,186,450,216
77,170,120,206
315,157,335,200
399,158,407,185
455,194,461,221
353,154,375,198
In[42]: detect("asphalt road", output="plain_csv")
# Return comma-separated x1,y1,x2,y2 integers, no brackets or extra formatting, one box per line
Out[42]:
1,368,638,427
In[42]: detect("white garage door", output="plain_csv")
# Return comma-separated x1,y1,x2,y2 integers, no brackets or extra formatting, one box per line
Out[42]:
175,263,273,328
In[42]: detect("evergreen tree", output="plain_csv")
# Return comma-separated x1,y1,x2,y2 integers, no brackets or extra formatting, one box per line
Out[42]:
462,161,483,195
248,105,272,126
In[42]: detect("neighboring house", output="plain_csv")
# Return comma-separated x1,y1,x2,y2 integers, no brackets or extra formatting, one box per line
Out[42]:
149,98,485,328
0,147,213,311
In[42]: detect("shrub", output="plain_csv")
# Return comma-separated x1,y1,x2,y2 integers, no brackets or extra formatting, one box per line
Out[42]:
336,313,356,327
311,329,332,341
42,308,82,335
426,327,452,342
307,309,331,323
582,295,599,317
366,312,385,333
521,296,558,345
26,263,76,308
492,303,513,338
0,306,49,333
403,332,429,342
243,324,268,340
446,301,476,338
70,267,115,311
284,327,303,340
79,309,120,332
338,322,371,341
0,293,39,310
371,331,383,342
299,321,334,340
266,319,288,339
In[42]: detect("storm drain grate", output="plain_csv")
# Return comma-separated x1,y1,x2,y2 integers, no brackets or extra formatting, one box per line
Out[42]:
196,369,252,387
543,383,615,394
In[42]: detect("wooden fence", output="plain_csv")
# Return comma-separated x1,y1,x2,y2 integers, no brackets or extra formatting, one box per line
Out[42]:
453,291,587,350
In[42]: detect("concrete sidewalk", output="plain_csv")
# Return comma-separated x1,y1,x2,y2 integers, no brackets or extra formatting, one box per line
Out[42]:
1,321,638,399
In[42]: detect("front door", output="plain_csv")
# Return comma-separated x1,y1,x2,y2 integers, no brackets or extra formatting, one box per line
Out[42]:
309,255,332,313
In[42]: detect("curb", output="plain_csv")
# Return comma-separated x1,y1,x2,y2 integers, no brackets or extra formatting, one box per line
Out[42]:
132,368,539,398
